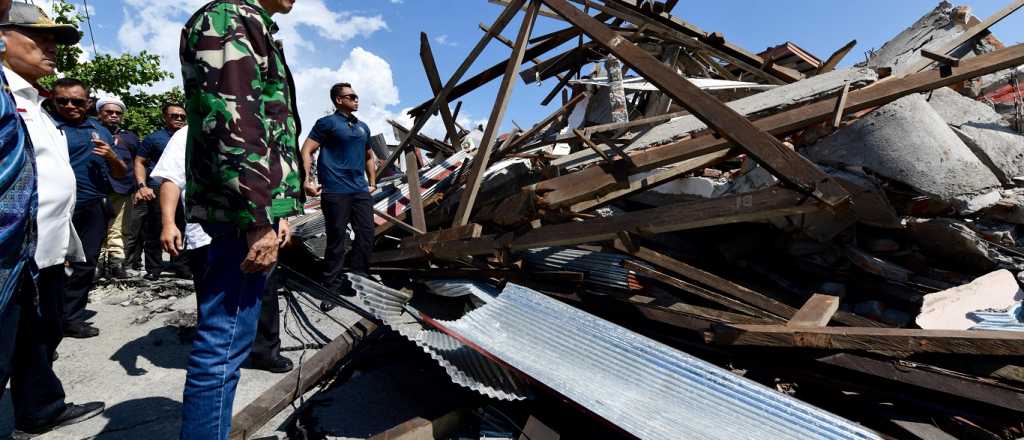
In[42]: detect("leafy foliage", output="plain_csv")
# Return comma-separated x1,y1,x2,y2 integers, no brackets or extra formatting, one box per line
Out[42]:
44,0,176,136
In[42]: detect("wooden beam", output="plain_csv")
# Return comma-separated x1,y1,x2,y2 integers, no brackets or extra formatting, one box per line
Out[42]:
574,129,614,163
512,187,820,250
420,32,462,147
401,223,482,248
374,208,425,235
787,294,840,328
387,119,453,154
499,92,587,155
479,21,566,84
908,0,1024,74
539,0,850,207
452,0,541,227
816,39,856,75
404,147,428,232
831,81,850,129
624,260,782,321
920,49,961,67
818,353,1024,413
615,244,884,328
706,324,1024,355
229,319,378,440
540,64,581,106
379,0,527,176
534,42,1024,209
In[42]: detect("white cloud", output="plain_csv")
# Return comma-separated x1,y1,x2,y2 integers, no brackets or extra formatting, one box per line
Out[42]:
433,34,457,47
115,0,386,93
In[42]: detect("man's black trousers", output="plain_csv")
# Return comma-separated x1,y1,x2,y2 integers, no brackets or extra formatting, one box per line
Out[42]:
0,266,68,430
321,192,374,293
186,246,281,361
65,198,109,327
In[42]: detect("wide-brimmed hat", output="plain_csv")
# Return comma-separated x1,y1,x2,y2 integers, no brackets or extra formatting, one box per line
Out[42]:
0,3,81,45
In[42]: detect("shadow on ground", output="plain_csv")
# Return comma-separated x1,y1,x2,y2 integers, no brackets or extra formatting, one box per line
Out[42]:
109,326,191,375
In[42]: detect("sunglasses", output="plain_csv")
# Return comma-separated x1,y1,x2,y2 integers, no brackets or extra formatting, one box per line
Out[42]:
54,97,88,108
340,94,359,101
101,110,123,116
167,113,187,121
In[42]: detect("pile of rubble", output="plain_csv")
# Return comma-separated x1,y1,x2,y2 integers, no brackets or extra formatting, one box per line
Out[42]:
278,1,1024,438
92,274,196,325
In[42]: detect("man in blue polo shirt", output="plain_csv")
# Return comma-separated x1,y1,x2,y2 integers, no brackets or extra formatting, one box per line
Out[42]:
130,102,188,281
48,77,127,338
301,82,377,297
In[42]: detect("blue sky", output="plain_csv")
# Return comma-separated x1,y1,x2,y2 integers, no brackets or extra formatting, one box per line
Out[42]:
51,0,1024,140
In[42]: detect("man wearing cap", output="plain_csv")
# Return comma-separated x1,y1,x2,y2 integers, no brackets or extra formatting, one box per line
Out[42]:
97,96,137,280
180,0,302,437
48,77,127,339
0,3,105,435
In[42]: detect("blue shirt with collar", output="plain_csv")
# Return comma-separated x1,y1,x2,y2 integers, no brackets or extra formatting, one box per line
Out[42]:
139,127,176,188
106,127,139,195
54,116,117,204
308,111,371,195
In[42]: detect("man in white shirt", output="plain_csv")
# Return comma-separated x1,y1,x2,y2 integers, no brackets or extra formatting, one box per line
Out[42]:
0,3,104,436
153,127,294,374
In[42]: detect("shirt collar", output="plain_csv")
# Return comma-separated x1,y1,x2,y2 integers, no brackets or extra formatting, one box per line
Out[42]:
54,115,96,130
2,67,40,104
337,110,358,124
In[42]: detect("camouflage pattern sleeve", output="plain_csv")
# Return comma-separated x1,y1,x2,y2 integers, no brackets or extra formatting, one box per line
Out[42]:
180,0,303,229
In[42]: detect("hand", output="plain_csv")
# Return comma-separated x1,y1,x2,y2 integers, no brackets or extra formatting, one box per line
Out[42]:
161,224,183,257
92,139,117,161
135,186,155,203
303,180,321,197
278,218,292,248
241,225,278,273
367,184,377,194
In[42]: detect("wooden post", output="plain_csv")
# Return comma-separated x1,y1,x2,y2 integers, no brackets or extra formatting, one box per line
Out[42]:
420,32,462,146
452,0,541,227
404,146,427,232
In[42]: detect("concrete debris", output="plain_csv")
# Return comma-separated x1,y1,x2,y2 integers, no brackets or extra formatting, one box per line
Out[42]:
929,87,1024,182
805,93,1001,200
862,2,979,76
908,218,1024,272
917,269,1023,330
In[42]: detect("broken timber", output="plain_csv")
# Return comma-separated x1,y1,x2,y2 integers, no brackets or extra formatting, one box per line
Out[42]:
535,42,1024,209
907,0,1024,74
452,1,541,227
539,0,851,207
420,32,462,147
706,324,1024,355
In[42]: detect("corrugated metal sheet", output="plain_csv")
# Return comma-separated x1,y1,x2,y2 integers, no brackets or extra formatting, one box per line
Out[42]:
425,282,881,440
424,279,498,302
523,247,642,291
969,303,1024,332
347,275,528,401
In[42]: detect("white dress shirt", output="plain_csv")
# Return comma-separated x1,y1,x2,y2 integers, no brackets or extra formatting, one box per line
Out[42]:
5,67,84,268
151,126,211,250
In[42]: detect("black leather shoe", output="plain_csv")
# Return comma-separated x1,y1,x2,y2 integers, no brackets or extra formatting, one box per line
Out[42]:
250,355,294,374
18,401,105,435
143,272,160,281
64,323,100,339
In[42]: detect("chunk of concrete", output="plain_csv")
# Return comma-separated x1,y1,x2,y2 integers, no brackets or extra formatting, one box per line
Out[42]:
927,87,1024,183
916,269,1023,330
862,2,973,77
907,218,1024,272
805,93,1001,201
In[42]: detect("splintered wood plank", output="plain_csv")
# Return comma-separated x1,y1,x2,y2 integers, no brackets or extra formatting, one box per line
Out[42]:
817,39,856,75
401,223,482,248
831,81,850,129
499,92,587,155
819,353,1024,413
787,294,840,328
404,147,427,231
452,0,541,227
374,208,424,236
539,0,850,207
420,32,462,147
624,260,782,321
377,0,527,176
574,129,614,163
707,325,1024,355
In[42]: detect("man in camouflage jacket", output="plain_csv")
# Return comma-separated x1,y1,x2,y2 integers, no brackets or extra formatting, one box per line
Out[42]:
179,0,300,438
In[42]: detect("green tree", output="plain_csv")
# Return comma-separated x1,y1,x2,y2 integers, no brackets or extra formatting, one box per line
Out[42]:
45,0,176,136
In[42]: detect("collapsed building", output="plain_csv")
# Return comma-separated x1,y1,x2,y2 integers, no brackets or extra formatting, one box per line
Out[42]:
241,1,1024,439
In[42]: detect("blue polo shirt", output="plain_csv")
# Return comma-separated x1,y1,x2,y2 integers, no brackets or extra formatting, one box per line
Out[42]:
308,112,371,195
54,116,116,204
107,127,139,195
139,127,176,188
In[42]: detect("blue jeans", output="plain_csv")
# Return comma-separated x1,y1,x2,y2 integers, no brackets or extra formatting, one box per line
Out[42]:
180,224,268,440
